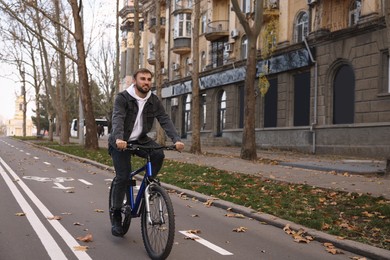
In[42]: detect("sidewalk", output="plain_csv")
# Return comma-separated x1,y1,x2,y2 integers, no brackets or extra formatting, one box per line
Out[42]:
95,136,390,199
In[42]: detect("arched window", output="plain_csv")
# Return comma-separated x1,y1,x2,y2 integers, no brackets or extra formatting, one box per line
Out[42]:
295,11,308,43
333,65,355,124
216,90,226,136
349,0,362,26
241,35,248,60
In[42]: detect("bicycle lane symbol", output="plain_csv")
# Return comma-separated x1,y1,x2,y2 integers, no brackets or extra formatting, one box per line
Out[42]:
23,176,75,190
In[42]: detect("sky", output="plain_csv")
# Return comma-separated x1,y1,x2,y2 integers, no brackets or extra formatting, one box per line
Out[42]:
0,0,116,124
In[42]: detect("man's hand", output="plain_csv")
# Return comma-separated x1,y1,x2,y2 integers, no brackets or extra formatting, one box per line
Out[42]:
116,139,127,150
174,141,185,152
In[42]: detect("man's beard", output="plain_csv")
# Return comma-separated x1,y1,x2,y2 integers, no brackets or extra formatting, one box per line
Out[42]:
136,84,149,94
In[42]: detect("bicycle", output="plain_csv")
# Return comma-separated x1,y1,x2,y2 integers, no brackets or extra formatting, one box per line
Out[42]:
109,143,176,260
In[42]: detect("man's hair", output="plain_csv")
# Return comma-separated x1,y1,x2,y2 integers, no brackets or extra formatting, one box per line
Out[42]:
133,68,153,79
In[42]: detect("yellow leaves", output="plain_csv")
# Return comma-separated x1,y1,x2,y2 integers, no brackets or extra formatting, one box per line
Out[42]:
15,212,26,216
76,233,93,243
323,242,344,255
73,246,89,251
225,213,245,219
283,224,313,243
94,209,104,213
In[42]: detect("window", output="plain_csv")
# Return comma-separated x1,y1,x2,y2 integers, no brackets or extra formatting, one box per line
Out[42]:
211,37,228,67
217,90,226,136
333,65,355,124
201,93,207,130
295,11,308,43
349,0,361,26
183,94,191,136
200,51,206,70
174,13,192,38
201,13,207,34
241,35,248,60
242,0,251,13
380,50,390,94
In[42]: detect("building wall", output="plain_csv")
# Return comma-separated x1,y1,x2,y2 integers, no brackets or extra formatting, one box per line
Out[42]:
119,0,390,158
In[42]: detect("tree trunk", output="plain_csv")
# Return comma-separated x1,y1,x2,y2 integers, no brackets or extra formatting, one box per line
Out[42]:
69,0,98,150
190,0,201,154
240,35,257,160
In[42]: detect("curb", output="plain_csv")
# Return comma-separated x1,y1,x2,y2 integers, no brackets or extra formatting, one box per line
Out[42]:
26,140,390,260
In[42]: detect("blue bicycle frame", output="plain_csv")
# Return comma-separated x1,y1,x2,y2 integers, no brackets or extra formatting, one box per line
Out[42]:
128,158,153,217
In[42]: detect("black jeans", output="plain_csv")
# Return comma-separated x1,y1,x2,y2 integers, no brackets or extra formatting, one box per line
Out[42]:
109,140,165,210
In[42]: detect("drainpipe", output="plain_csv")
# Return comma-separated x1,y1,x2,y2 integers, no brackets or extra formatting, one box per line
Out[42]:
303,37,318,154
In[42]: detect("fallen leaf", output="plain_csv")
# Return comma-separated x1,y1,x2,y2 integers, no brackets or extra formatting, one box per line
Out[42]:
187,229,201,234
233,226,247,232
225,213,245,219
76,233,93,242
47,216,62,220
73,222,84,226
94,209,104,213
191,214,199,217
15,212,26,216
73,245,88,251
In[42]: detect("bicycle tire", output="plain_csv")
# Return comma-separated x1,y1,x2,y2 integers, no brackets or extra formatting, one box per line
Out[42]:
109,177,132,235
141,184,175,260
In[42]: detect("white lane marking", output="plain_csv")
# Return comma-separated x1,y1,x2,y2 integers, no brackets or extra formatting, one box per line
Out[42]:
57,169,67,173
43,162,51,165
53,182,74,190
0,161,68,259
179,230,233,255
34,157,39,160
78,179,93,186
0,158,92,260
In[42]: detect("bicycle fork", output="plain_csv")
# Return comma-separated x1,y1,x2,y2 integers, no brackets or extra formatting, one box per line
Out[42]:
144,184,165,225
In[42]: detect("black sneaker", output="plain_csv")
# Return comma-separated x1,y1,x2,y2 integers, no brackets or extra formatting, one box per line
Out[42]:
111,211,123,237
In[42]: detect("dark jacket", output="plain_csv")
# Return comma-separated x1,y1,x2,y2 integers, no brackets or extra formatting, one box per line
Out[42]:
108,90,181,148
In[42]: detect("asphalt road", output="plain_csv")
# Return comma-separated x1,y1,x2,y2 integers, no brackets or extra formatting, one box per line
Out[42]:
0,137,370,259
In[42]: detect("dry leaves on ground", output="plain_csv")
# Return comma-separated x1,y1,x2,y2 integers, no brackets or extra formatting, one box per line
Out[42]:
47,216,62,220
76,233,93,242
323,242,344,255
283,224,313,243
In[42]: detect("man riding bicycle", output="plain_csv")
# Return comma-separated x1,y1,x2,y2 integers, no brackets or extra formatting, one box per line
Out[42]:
108,68,185,237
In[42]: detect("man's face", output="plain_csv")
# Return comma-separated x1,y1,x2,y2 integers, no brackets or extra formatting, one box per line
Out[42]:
134,72,152,95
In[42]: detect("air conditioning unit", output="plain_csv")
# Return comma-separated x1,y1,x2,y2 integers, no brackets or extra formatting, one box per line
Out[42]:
231,28,239,39
172,63,180,71
224,43,233,52
161,68,167,74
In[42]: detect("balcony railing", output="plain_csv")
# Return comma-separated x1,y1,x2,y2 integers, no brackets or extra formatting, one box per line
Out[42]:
204,20,229,41
172,38,191,54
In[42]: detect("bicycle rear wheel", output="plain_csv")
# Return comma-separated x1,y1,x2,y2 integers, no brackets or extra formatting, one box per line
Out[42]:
109,178,132,235
141,184,175,260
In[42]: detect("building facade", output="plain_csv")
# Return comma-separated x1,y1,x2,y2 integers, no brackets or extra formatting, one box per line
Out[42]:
119,0,390,159
6,95,35,136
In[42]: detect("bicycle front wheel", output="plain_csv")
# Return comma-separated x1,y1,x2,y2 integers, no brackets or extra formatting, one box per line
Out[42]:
141,184,175,260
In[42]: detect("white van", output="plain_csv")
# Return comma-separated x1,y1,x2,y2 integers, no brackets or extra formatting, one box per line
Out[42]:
70,118,108,137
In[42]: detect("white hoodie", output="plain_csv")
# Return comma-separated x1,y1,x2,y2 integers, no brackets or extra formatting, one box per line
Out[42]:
126,84,151,141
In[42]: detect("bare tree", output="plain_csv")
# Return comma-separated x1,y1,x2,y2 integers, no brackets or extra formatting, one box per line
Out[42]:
69,0,99,149
190,0,201,154
231,0,264,160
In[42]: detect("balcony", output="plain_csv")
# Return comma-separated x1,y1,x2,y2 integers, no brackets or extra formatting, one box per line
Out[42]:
204,20,229,41
147,51,165,65
263,0,279,22
149,17,166,33
119,5,134,18
172,38,191,54
172,0,192,14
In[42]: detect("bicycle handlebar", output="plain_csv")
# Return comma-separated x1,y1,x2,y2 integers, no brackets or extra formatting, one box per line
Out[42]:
125,143,177,152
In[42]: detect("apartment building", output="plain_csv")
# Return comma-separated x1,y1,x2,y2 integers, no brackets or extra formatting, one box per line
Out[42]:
119,0,390,158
